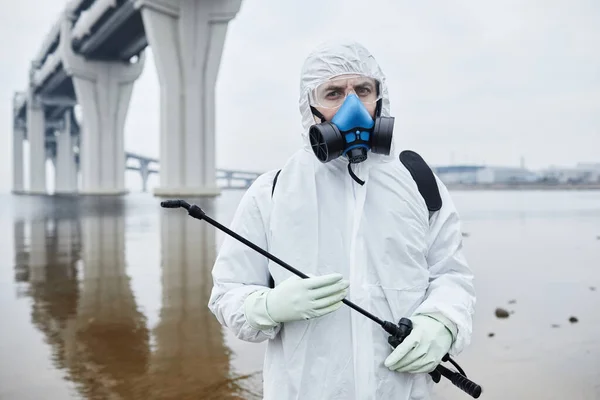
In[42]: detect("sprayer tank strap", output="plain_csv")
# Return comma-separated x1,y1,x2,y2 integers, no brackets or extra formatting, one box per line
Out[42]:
267,150,441,289
271,150,442,215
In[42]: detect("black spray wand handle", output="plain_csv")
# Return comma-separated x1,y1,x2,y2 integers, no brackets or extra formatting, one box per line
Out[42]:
161,200,482,399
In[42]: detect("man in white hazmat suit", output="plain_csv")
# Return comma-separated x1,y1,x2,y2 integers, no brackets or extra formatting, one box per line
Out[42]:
208,39,476,399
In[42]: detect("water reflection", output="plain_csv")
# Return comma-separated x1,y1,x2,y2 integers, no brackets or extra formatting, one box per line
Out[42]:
149,201,258,399
10,195,260,399
74,208,150,398
13,218,28,289
19,216,81,380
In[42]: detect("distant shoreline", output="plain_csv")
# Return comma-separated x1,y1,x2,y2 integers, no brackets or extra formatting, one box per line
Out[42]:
446,183,600,191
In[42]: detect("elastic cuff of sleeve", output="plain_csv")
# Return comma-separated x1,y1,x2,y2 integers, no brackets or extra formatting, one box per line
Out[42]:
415,312,459,342
243,289,280,331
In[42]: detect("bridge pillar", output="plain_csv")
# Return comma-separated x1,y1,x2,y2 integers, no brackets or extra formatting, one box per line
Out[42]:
27,91,47,195
77,211,150,378
29,219,48,283
59,17,146,195
137,0,242,197
55,110,78,194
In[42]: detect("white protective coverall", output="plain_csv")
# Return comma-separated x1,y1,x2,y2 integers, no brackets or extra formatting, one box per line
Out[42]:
208,40,476,400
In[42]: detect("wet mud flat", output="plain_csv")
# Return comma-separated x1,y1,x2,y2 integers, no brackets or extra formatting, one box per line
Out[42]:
1,191,599,399
430,215,600,400
0,194,266,400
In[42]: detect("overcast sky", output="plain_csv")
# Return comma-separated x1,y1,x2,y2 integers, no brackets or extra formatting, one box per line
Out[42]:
1,0,599,193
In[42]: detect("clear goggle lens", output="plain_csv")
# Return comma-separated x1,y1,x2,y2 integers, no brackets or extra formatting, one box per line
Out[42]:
309,75,382,109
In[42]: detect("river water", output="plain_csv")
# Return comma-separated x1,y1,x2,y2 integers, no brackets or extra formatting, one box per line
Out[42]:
0,190,598,400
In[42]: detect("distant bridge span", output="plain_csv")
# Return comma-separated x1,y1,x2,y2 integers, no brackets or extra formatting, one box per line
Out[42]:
124,152,263,192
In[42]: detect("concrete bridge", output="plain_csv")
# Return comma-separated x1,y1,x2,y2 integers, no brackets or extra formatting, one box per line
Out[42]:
12,0,248,197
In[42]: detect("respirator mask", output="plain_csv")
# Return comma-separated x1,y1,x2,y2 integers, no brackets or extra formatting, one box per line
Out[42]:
308,75,395,164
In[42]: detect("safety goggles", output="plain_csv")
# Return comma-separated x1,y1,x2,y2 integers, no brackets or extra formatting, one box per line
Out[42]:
309,74,382,109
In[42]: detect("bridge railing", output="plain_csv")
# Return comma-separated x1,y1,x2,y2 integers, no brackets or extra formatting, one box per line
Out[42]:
34,52,62,87
216,170,262,189
72,0,119,41
34,17,61,66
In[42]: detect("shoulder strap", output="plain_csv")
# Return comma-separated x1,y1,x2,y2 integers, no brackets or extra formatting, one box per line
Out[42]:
272,154,442,216
267,155,439,287
268,169,282,288
399,150,442,217
271,169,282,198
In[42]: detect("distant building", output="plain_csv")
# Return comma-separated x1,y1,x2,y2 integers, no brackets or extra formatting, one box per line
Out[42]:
576,163,600,183
475,166,539,184
432,165,484,184
432,162,600,186
539,164,600,184
432,165,539,185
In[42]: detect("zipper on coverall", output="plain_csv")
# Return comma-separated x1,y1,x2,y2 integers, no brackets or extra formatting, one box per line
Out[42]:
347,163,376,397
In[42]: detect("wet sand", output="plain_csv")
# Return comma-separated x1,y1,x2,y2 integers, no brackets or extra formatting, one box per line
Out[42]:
1,190,599,399
431,199,600,400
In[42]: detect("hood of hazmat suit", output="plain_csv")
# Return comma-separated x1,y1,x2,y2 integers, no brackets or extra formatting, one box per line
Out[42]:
208,39,476,400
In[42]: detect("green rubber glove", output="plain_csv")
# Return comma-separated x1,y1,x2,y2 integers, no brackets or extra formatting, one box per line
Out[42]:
384,314,455,374
244,273,349,330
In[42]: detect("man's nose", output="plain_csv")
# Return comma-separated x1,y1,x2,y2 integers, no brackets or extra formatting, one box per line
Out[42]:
345,87,358,97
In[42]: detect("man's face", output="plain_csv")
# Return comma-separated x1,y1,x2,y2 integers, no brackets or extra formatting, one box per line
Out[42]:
311,74,379,122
